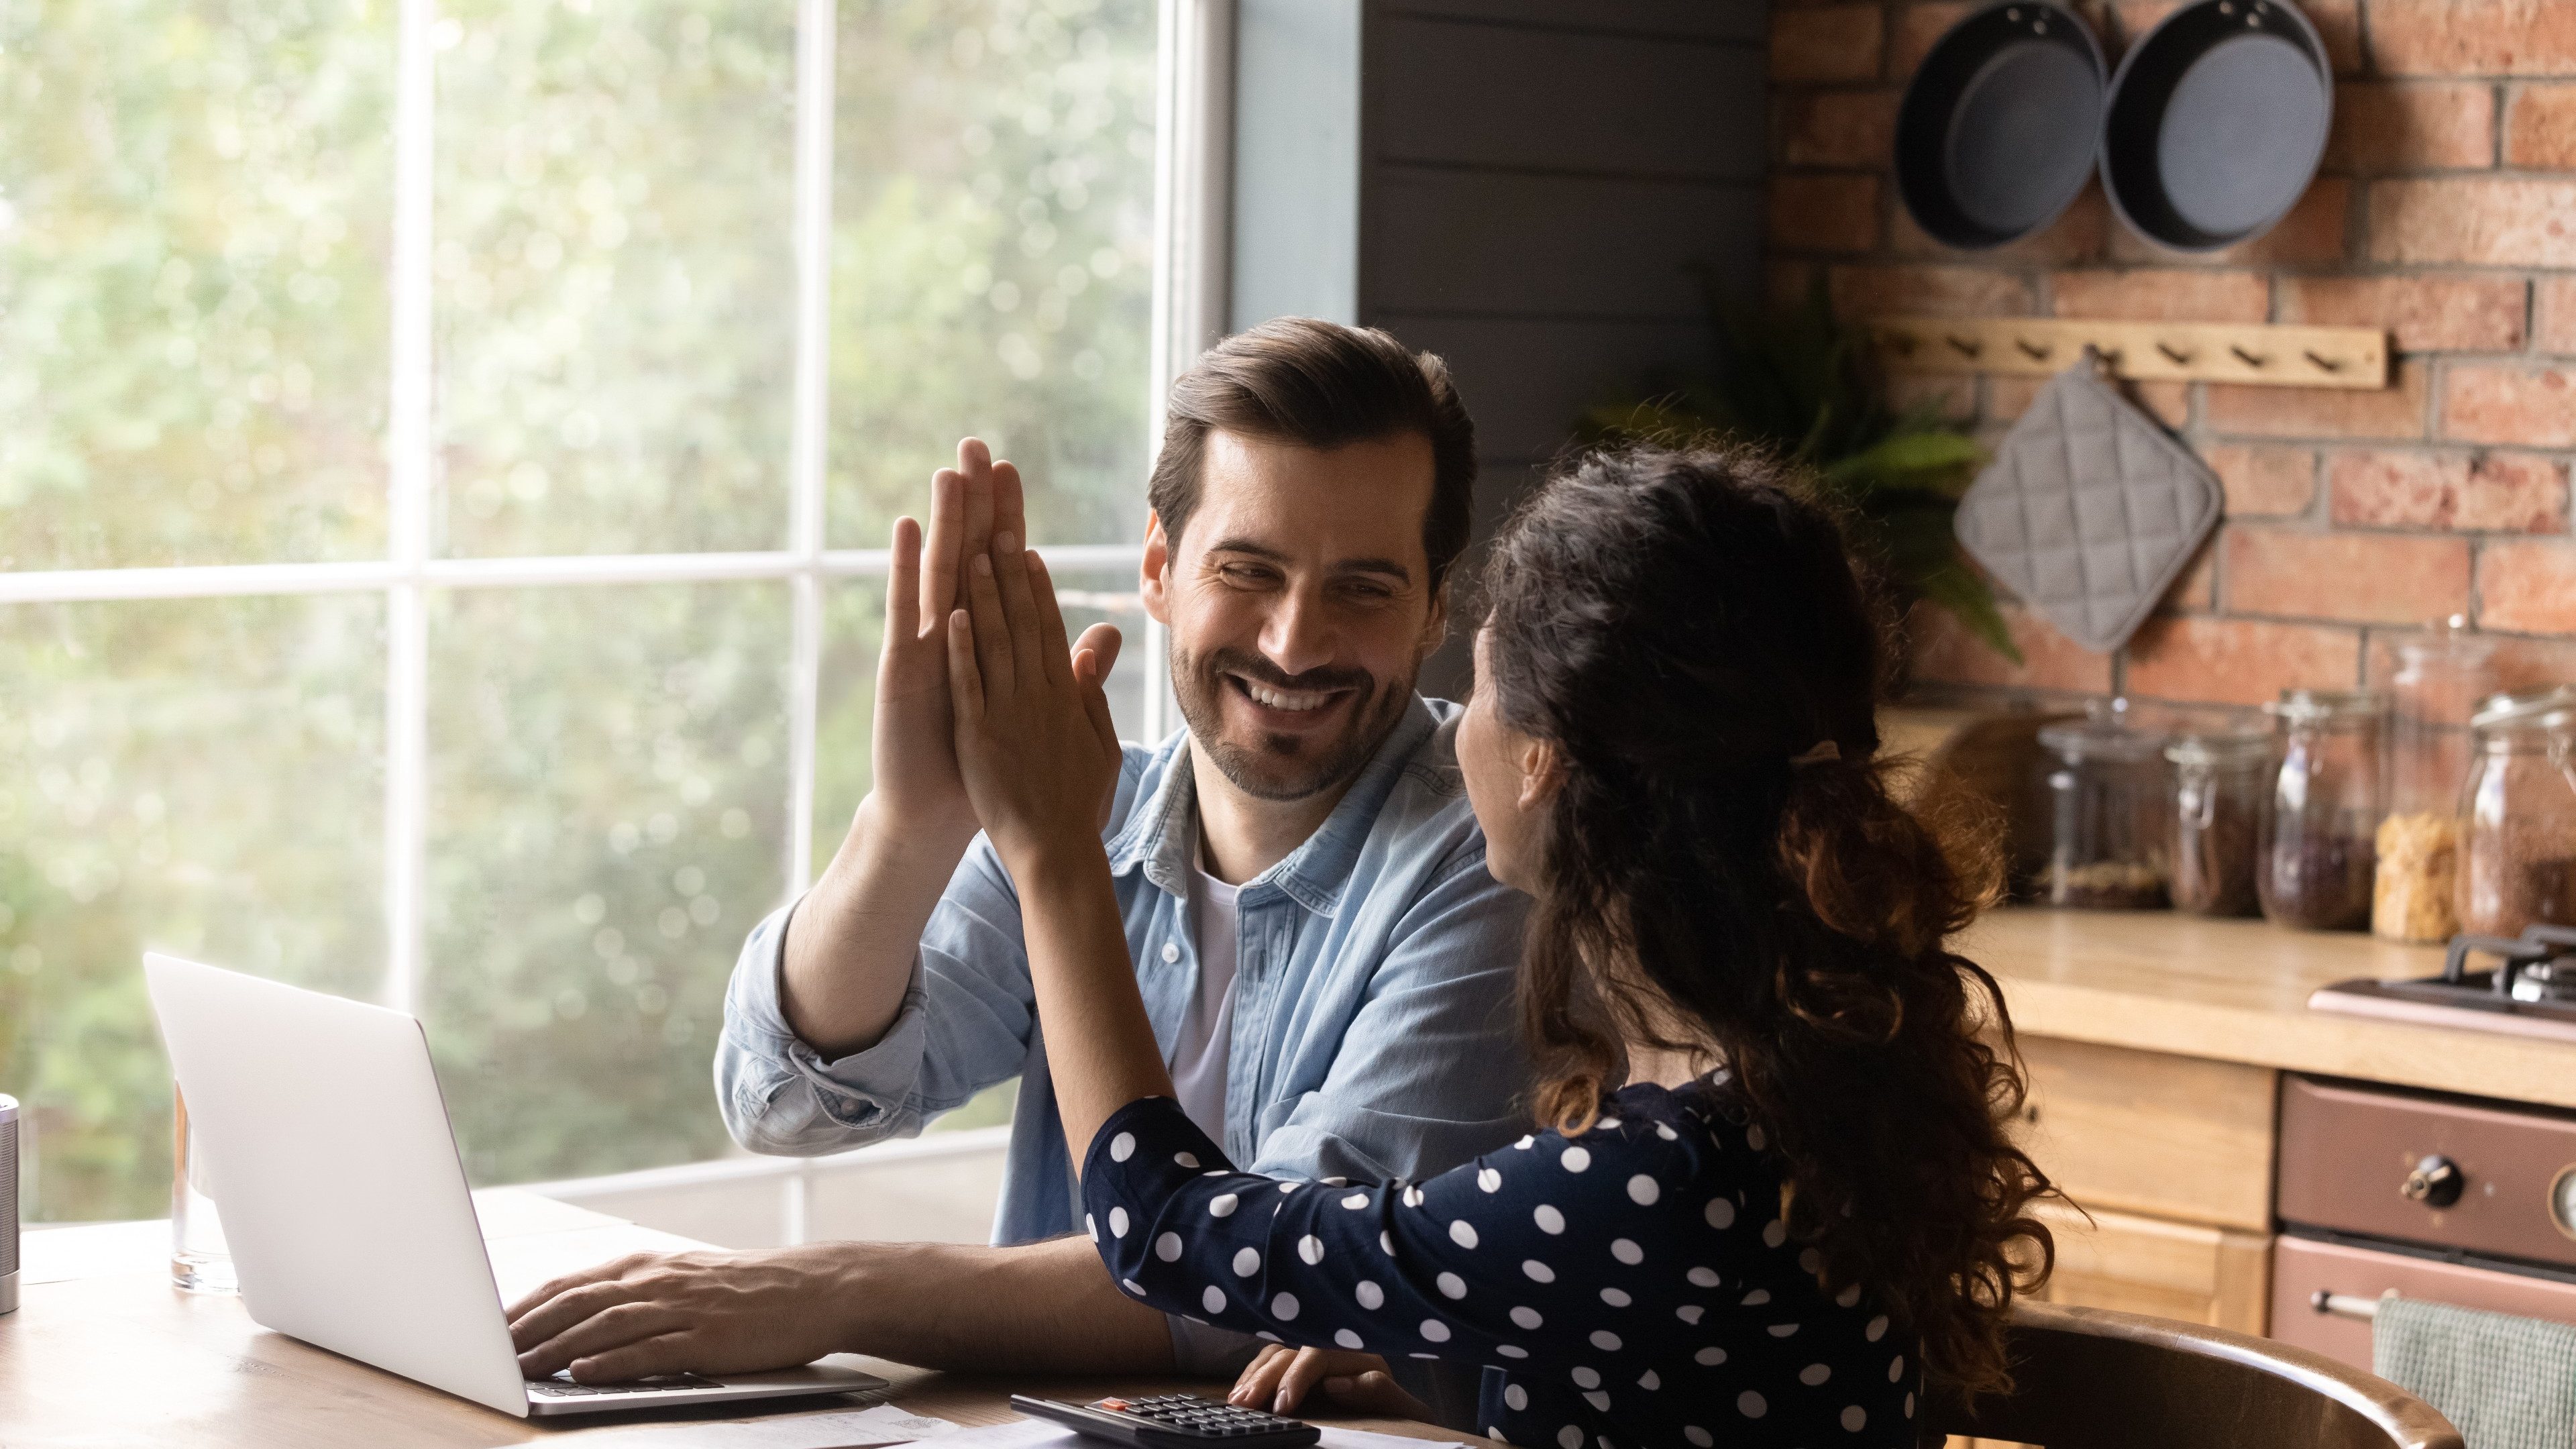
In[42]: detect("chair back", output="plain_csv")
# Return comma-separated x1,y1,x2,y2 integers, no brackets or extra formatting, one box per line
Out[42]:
1924,1302,2462,1449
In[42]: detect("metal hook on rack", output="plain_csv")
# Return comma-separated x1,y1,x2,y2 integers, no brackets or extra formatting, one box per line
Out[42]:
1863,315,2388,390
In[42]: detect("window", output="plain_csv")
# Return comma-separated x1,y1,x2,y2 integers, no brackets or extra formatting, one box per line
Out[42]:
0,0,1171,1222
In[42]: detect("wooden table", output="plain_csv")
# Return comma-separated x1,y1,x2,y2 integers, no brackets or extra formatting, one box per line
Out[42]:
0,1195,1489,1448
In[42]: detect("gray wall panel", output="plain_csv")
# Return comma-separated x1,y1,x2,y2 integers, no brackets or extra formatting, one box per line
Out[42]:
1229,0,1770,696
1378,314,1713,462
1384,0,1767,44
1365,166,1761,320
1373,15,1768,180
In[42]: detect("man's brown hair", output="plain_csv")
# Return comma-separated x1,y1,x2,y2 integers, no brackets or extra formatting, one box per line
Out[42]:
1148,317,1477,589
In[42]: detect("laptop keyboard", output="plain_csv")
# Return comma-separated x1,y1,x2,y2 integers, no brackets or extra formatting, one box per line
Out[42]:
528,1373,722,1397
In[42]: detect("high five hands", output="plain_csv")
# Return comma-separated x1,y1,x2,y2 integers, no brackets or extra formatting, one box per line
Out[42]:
879,439,1122,847
941,510,1126,871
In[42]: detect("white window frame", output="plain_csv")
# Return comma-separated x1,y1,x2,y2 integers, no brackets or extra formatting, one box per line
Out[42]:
6,0,1233,1230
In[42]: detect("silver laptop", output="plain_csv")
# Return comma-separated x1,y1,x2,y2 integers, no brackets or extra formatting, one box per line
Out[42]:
143,951,885,1418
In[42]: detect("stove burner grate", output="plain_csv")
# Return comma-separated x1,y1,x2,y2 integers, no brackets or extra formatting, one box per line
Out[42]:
2311,922,2576,1040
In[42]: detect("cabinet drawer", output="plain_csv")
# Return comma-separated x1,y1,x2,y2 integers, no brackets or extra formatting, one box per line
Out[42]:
2017,1035,2277,1231
2027,1200,2273,1336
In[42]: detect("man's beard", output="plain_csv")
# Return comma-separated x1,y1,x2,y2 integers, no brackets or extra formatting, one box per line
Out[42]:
1171,644,1417,802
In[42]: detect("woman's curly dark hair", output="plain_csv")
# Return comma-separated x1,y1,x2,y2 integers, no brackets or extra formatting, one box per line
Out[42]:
1479,442,2058,1399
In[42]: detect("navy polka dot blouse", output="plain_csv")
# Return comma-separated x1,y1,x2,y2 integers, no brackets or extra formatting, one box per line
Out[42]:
1081,1076,1919,1448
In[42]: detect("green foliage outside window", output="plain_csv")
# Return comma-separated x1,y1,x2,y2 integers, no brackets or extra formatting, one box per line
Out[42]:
0,0,1156,1222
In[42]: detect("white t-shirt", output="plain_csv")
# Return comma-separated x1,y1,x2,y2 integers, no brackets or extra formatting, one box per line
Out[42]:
1168,864,1241,1143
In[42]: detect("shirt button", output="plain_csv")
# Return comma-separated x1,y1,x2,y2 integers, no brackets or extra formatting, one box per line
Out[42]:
1161,943,1181,963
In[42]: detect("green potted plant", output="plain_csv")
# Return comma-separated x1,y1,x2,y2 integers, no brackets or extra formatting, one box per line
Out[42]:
1580,275,2017,663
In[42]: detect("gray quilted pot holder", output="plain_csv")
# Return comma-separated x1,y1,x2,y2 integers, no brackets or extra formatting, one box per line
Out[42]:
1953,360,2221,654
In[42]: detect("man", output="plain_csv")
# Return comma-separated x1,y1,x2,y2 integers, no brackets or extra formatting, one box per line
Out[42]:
506,318,1530,1386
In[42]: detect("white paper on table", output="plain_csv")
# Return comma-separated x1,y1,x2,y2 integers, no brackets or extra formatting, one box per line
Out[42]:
1315,1428,1475,1449
914,1419,1083,1449
19,1219,170,1285
494,1401,961,1449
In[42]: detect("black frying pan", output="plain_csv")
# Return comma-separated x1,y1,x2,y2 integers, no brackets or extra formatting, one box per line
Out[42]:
2100,0,2332,252
1895,2,2106,250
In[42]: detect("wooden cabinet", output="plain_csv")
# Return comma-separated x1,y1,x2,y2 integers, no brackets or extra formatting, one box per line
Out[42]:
2025,1201,2272,1334
2015,1035,2277,1231
2006,1034,2278,1336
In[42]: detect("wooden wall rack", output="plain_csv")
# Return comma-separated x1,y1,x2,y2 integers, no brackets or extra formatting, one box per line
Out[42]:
1866,316,2390,390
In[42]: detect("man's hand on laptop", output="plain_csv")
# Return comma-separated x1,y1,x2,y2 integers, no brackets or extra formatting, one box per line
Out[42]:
506,1246,861,1383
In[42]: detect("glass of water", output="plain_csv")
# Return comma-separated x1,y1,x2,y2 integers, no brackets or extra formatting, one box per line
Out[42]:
170,1084,235,1295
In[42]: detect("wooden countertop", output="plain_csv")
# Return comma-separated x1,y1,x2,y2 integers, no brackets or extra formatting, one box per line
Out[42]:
1964,908,2576,1111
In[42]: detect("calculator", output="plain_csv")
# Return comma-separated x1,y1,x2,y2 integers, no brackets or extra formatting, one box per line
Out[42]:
1008,1393,1323,1449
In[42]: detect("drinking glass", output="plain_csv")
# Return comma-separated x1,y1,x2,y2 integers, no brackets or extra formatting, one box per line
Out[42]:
170,1084,236,1295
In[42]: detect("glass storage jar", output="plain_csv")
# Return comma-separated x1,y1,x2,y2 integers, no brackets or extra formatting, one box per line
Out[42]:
2374,621,2497,942
2038,704,2172,910
2259,689,2385,932
2456,687,2576,939
2166,718,2271,918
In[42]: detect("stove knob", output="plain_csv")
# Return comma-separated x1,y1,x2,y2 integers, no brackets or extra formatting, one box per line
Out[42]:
2402,1155,2464,1208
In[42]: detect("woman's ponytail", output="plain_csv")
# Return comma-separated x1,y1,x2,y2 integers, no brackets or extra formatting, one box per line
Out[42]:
1486,443,2059,1397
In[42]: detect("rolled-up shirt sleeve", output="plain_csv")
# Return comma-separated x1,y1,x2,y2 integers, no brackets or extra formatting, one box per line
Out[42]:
714,835,1041,1155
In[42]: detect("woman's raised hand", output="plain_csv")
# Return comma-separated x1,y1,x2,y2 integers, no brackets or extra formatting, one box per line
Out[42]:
943,529,1124,869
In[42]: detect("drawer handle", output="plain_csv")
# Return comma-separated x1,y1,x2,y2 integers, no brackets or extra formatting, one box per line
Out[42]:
2402,1155,2465,1209
2311,1291,2381,1322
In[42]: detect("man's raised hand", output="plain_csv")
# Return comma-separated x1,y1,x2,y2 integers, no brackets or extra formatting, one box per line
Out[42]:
869,439,1027,841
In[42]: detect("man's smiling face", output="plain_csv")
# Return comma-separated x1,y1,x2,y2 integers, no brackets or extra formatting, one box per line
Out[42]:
1144,428,1446,802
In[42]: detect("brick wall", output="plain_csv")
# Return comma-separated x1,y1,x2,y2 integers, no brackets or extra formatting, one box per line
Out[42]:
1769,0,2576,708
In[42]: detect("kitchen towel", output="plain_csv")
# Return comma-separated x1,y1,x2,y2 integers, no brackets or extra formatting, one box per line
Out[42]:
2372,1293,2576,1449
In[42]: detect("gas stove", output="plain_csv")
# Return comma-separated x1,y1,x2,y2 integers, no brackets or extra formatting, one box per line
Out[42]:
2310,923,2576,1044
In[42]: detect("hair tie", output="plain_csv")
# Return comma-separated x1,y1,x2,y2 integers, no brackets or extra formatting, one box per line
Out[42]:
1788,741,1841,769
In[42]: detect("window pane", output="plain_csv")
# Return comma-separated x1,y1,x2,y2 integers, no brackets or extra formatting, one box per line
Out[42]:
435,1,796,557
829,0,1157,551
810,568,1149,877
0,594,386,1221
0,0,393,569
425,582,789,1185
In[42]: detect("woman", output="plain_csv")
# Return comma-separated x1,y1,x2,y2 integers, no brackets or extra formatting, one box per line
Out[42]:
941,443,2056,1448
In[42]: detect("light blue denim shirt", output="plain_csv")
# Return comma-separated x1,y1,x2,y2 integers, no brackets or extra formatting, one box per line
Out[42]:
715,694,1534,1257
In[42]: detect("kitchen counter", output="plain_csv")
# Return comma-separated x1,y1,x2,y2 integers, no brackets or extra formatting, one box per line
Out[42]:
1964,908,2576,1113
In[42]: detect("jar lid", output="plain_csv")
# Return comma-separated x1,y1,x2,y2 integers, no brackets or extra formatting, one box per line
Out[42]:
2472,684,2576,731
2269,688,2385,723
2392,614,2496,666
2165,730,2271,766
2039,718,2169,763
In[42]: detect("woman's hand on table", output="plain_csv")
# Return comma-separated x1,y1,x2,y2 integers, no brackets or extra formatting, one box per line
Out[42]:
943,529,1124,871
1232,1345,1430,1419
